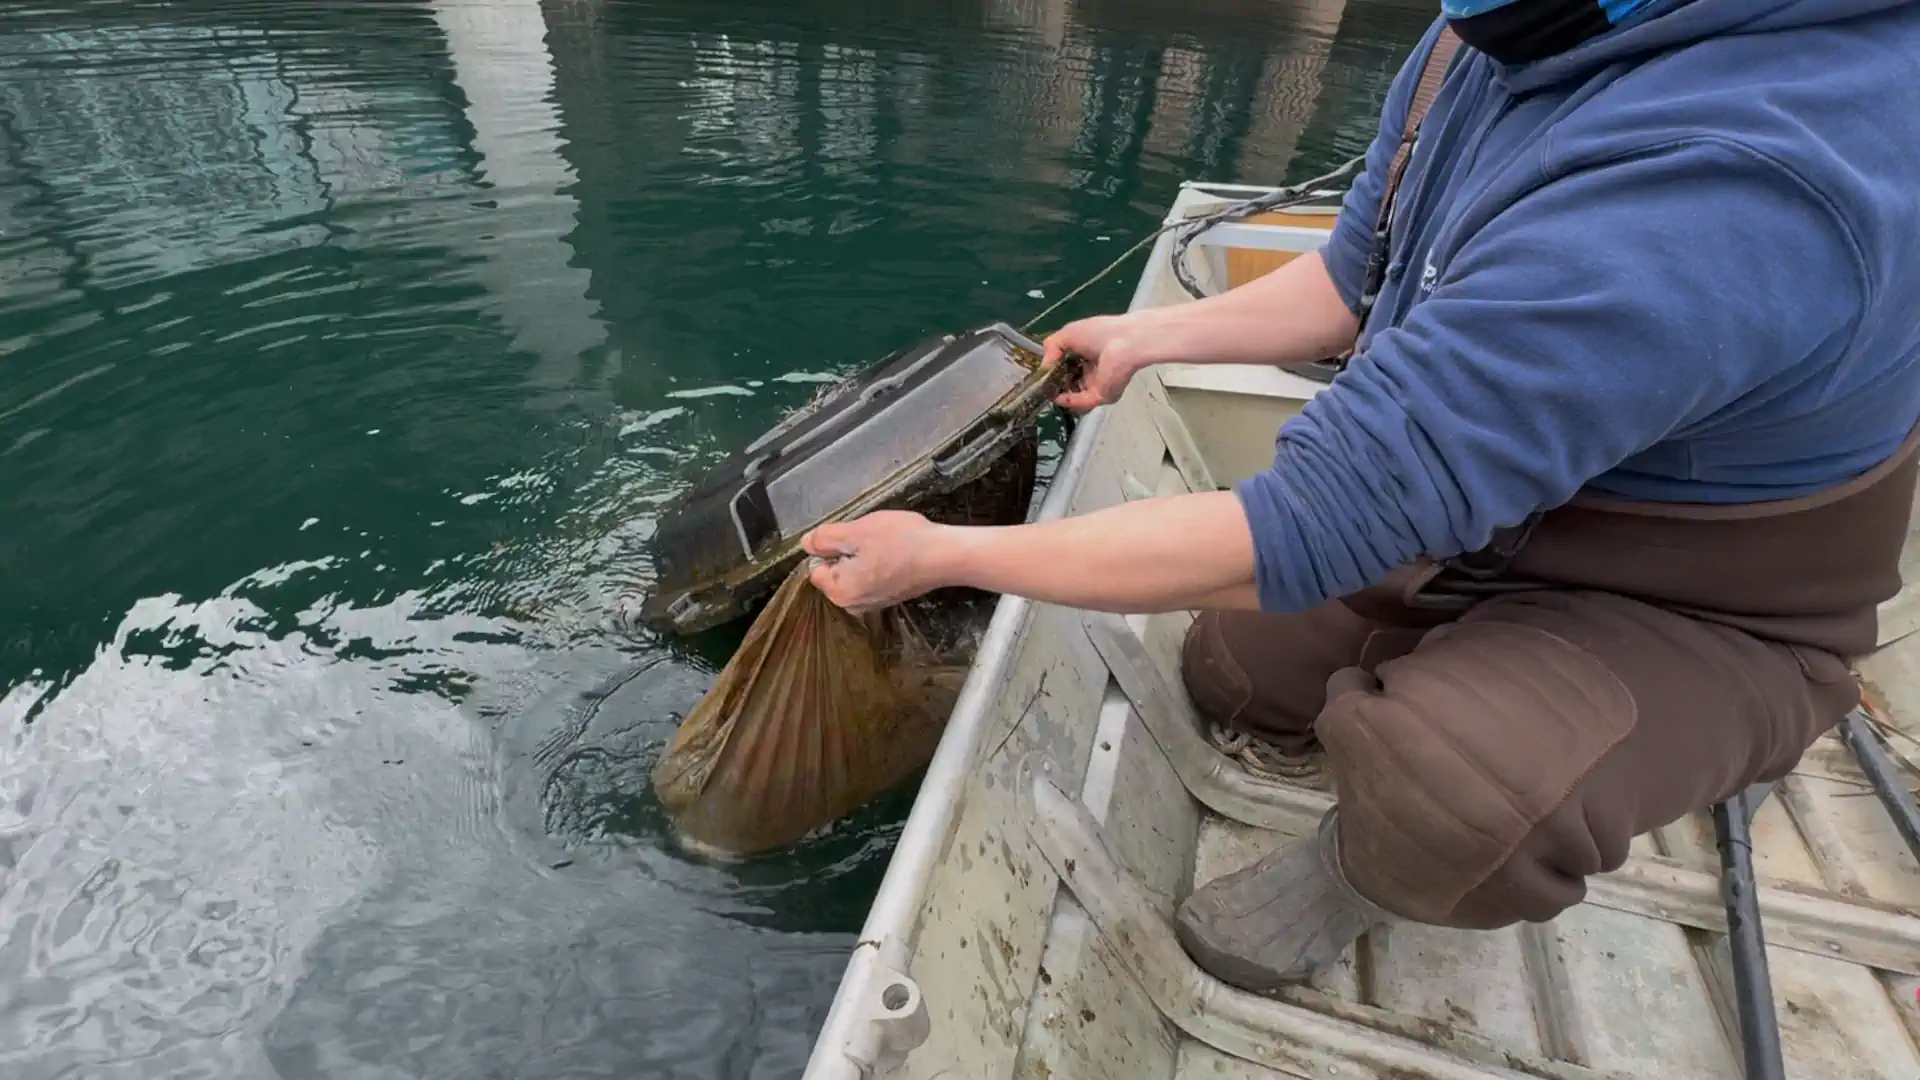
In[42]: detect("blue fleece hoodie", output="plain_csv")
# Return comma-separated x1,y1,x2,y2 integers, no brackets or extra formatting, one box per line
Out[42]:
1236,0,1920,614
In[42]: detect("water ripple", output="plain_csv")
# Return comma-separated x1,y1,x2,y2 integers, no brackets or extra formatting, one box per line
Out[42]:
0,0,1426,1074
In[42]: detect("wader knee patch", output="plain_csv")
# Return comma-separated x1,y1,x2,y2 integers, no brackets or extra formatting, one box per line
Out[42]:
1182,612,1253,727
1318,618,1638,926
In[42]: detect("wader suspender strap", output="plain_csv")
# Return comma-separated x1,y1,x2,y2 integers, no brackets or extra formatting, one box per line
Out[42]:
1352,27,1463,340
1350,30,1544,589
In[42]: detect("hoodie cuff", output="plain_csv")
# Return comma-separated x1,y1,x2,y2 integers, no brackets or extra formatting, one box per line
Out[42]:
1232,470,1324,614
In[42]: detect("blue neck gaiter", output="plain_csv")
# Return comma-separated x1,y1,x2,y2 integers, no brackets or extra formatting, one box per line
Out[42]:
1443,0,1659,64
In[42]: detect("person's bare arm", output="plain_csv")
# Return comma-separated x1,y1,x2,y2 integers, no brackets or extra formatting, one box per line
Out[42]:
1129,248,1360,367
804,492,1262,616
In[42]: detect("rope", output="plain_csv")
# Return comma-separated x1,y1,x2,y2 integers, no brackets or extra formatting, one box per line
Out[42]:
1018,228,1165,336
1017,154,1367,341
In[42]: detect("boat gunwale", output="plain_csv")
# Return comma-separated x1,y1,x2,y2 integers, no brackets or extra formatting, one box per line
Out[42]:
798,199,1200,1080
802,175,1920,1080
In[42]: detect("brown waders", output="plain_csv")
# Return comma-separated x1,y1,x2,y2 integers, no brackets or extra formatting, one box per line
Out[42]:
1171,27,1919,992
1174,432,1920,991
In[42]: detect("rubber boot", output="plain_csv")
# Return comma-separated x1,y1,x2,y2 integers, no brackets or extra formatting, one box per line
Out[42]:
1173,808,1387,992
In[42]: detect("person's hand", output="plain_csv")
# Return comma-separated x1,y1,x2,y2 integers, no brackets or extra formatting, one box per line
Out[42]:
1042,313,1160,411
801,511,948,615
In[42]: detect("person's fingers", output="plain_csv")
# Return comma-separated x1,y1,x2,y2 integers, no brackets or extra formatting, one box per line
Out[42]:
1042,323,1095,366
807,558,843,601
1057,368,1121,410
1054,387,1101,411
802,523,858,558
822,571,886,616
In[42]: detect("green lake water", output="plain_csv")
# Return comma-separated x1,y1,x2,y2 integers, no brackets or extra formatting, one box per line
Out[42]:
0,1,1430,1075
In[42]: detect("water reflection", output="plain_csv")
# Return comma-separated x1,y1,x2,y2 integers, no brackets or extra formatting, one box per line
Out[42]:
429,0,609,400
0,0,1428,1075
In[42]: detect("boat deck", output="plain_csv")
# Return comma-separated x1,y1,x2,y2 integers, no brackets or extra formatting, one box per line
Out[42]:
803,182,1920,1080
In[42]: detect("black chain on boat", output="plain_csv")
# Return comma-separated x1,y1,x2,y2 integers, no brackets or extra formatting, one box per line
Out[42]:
1019,154,1367,341
1168,154,1366,302
1165,156,1365,385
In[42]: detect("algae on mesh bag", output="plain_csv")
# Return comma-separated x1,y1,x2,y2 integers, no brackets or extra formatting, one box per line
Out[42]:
651,424,1043,852
649,561,968,854
650,426,1040,854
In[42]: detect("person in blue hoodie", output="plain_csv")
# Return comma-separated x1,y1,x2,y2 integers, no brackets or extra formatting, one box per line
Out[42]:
801,0,1920,989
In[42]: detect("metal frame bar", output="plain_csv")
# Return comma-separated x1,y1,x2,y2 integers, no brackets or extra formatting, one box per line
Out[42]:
1711,788,1787,1080
1839,707,1920,865
1016,759,1631,1080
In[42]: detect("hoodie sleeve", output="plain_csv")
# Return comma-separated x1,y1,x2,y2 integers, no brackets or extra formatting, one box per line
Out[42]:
1321,19,1448,314
1234,137,1868,613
